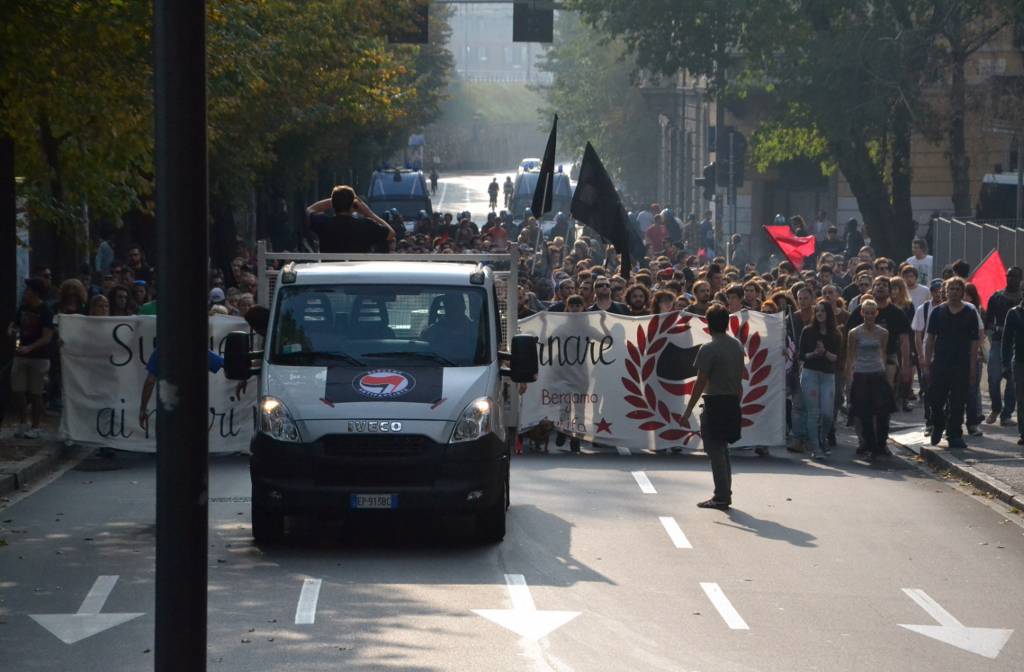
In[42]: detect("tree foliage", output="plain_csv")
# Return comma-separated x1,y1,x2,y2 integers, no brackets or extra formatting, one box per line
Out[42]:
536,12,658,203
567,0,1019,257
0,0,451,272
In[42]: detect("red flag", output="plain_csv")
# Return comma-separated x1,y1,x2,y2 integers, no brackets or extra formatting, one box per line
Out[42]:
764,225,815,269
969,249,1007,310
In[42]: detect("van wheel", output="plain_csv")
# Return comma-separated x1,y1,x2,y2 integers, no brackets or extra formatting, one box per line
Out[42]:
476,476,508,543
252,504,284,545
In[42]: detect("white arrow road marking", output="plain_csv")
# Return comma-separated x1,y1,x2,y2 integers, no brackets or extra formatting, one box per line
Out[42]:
898,588,1013,659
659,516,692,549
294,578,322,625
616,446,631,456
631,470,657,494
30,575,143,644
473,574,580,641
700,582,749,630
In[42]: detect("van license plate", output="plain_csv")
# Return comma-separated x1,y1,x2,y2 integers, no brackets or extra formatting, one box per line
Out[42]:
351,494,396,510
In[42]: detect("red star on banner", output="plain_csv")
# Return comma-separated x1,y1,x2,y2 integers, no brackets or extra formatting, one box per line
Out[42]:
595,418,613,434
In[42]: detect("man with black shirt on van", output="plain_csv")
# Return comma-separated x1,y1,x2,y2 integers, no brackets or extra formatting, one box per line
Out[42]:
305,185,395,254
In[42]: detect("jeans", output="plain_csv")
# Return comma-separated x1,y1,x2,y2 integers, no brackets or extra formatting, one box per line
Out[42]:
800,368,835,453
702,434,732,503
930,363,969,440
790,378,806,442
988,345,1015,419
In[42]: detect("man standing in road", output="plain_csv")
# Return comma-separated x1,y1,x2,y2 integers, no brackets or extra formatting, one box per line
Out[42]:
985,266,1022,426
488,177,499,211
923,277,979,449
503,176,514,208
681,304,745,510
305,185,395,254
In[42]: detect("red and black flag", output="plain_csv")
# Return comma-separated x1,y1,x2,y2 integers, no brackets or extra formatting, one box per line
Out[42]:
764,225,815,269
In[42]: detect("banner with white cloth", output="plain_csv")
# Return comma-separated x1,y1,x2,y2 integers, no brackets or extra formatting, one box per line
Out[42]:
517,310,785,451
58,315,255,453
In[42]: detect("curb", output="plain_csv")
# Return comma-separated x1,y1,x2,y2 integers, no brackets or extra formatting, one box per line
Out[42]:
890,434,1024,511
0,442,73,498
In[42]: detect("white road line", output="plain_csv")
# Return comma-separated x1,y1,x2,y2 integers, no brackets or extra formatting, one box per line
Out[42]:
435,180,449,210
616,446,631,456
658,516,692,549
294,578,322,625
631,470,657,494
78,575,118,615
504,574,537,611
701,582,749,630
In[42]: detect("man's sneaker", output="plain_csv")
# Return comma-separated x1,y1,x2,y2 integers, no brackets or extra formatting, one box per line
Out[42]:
1018,437,1024,446
985,411,999,425
697,498,730,510
948,437,968,449
930,429,943,446
967,425,984,437
22,427,41,439
1001,417,1018,427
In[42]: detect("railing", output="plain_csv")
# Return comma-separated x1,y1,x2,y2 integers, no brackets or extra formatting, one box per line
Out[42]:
934,218,1024,273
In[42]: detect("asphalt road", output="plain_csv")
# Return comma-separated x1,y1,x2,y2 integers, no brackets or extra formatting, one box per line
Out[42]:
2,442,1024,671
431,170,514,222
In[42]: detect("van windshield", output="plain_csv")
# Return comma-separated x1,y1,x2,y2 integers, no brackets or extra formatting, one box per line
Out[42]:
270,285,491,367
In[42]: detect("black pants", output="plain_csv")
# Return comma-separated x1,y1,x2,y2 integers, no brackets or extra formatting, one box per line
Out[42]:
1013,361,1024,439
857,413,890,454
702,435,732,503
929,363,968,440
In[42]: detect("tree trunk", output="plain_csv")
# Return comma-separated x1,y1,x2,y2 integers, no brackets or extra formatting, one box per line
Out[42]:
0,133,16,424
948,46,972,217
830,134,898,257
36,110,81,278
890,102,916,256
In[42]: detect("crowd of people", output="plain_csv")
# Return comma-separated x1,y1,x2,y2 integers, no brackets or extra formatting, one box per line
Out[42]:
6,180,1012,465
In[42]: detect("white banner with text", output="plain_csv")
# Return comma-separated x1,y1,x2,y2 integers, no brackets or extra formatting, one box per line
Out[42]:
58,315,255,453
517,310,786,451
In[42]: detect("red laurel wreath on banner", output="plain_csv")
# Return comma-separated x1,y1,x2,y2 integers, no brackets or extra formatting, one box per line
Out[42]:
621,312,700,443
621,312,773,443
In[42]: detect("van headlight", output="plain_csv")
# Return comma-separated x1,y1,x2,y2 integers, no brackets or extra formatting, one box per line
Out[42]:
259,396,300,442
451,397,493,443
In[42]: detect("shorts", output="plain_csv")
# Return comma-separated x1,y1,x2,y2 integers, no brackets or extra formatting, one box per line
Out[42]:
11,357,50,396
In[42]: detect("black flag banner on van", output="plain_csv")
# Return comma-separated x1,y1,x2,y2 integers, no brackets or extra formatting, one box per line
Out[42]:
325,367,444,404
531,114,558,218
570,142,635,278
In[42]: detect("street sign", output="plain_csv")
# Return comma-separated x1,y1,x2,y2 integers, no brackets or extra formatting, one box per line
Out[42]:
30,576,144,644
898,588,1013,659
473,574,579,640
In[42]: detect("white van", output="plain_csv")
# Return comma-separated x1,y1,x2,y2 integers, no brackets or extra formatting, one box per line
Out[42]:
225,247,537,544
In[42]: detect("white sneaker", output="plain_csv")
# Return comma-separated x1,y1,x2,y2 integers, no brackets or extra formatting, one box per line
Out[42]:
22,427,41,439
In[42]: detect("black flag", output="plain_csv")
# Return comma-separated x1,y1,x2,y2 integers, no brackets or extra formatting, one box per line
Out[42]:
531,114,557,218
570,142,635,277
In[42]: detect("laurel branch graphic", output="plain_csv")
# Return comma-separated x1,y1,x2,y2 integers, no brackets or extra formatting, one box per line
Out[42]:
622,312,773,444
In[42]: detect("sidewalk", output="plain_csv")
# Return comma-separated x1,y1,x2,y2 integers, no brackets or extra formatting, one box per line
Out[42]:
888,395,1024,510
0,410,77,499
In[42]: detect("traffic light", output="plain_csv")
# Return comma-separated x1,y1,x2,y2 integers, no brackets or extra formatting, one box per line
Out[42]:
387,0,429,44
513,2,554,43
695,163,717,201
716,128,747,188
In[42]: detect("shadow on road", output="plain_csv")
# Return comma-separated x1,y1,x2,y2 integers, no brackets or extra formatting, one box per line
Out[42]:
713,508,818,548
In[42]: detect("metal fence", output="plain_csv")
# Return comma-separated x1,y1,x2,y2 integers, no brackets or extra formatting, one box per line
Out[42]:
934,217,1024,274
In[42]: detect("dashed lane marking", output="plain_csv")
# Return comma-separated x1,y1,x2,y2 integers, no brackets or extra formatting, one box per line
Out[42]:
294,578,322,625
659,516,692,549
700,582,749,630
631,471,657,494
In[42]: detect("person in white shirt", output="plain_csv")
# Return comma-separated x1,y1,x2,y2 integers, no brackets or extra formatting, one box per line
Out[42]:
900,263,931,308
635,203,658,235
812,210,830,242
905,238,934,285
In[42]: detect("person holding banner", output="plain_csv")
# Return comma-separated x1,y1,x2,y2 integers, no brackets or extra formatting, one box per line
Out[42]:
681,304,745,510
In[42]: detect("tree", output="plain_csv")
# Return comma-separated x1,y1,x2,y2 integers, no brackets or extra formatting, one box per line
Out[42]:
566,0,970,257
536,12,659,205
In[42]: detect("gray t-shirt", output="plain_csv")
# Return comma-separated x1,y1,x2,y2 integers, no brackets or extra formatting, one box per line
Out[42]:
695,333,746,397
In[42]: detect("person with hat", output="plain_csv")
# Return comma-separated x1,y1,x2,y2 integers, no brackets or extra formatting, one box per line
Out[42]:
209,287,227,309
7,278,55,438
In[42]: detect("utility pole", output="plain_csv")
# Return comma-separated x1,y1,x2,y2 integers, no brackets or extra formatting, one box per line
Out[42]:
728,129,736,237
1017,135,1023,229
153,2,209,670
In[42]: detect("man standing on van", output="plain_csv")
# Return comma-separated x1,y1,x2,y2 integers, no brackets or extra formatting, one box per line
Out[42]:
305,185,395,254
681,304,745,510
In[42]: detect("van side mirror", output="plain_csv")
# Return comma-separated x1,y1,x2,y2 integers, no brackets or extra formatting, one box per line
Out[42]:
509,335,538,383
224,331,259,381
